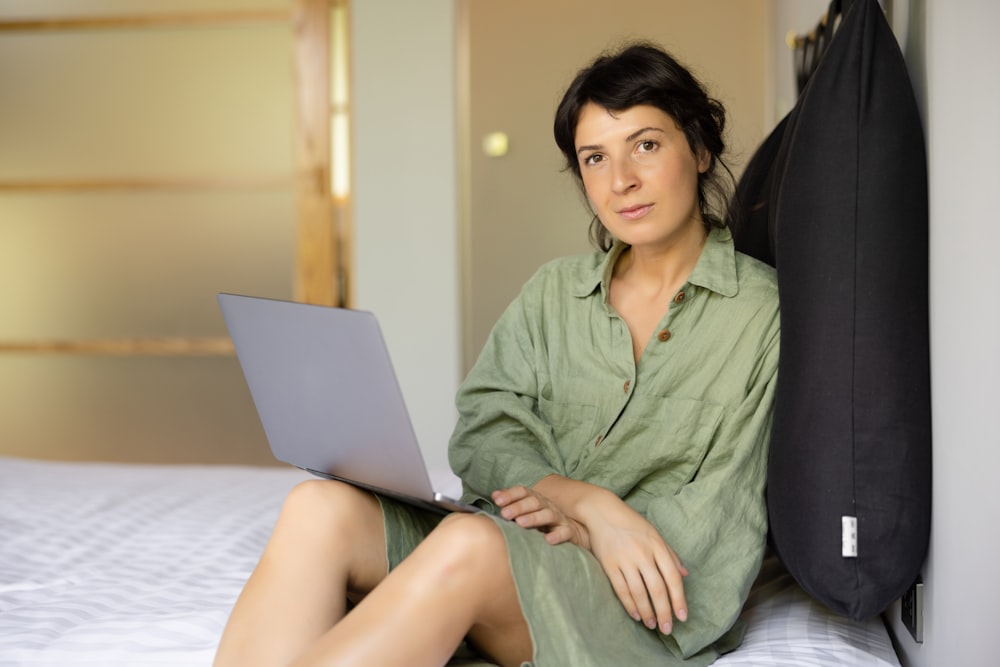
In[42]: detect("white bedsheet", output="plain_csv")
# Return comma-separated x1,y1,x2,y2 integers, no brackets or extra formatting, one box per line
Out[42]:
0,456,900,666
0,458,310,666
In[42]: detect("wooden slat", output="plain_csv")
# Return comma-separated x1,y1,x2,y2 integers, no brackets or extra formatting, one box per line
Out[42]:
0,2,345,359
0,338,235,356
292,0,337,306
0,11,290,32
0,175,294,193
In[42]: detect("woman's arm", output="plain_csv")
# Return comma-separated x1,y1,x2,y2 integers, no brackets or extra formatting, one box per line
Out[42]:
448,266,570,502
494,306,779,650
494,476,689,635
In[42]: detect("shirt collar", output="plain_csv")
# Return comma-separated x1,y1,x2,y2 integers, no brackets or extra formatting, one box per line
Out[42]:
688,226,739,297
571,226,739,300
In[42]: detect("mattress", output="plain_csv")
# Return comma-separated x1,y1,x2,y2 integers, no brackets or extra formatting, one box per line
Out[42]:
0,456,900,666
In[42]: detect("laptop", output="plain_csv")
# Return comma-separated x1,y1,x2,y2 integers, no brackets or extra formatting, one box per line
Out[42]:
218,293,476,515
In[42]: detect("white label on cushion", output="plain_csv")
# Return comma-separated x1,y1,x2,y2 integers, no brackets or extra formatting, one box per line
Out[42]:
842,516,858,558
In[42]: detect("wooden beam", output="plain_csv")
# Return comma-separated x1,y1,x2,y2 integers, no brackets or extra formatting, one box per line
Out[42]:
292,0,337,306
0,338,235,356
0,175,294,193
0,11,290,32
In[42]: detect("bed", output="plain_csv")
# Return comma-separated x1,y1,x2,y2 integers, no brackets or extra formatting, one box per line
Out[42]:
0,455,901,666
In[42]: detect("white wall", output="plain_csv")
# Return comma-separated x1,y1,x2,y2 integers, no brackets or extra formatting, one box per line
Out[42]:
350,0,461,473
888,0,1000,665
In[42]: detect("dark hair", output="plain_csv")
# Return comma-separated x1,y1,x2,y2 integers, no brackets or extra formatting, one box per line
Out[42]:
553,42,734,250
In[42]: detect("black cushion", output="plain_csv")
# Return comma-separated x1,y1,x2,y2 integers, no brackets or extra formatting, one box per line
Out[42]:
733,0,932,620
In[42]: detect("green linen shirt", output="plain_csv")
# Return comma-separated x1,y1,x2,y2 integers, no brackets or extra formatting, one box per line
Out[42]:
448,226,780,663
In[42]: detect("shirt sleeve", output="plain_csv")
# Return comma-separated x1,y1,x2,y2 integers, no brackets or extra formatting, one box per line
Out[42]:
447,272,565,506
650,313,780,659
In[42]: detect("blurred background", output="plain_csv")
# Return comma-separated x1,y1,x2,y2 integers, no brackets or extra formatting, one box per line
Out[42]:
0,0,835,465
1,0,346,463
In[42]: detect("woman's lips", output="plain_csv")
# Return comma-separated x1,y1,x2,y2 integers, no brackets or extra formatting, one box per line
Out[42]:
618,204,653,221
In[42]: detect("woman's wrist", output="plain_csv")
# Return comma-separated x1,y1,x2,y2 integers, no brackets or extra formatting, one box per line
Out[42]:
532,474,615,526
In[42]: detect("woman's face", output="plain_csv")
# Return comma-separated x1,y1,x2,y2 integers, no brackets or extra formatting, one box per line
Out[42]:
574,102,709,250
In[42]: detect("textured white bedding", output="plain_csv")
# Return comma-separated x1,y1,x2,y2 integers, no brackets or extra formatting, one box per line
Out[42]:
0,456,899,666
0,458,310,666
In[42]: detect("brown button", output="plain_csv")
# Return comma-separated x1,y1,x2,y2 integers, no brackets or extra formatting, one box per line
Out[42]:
674,291,686,304
623,380,631,393
595,435,603,446
657,329,671,342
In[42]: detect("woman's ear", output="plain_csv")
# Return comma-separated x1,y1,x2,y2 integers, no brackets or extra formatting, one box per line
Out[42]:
697,147,712,174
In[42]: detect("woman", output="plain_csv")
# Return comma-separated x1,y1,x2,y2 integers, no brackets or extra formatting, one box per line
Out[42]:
214,42,779,667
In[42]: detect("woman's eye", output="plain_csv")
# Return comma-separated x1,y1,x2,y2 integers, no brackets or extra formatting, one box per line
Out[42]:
638,139,658,152
584,153,604,166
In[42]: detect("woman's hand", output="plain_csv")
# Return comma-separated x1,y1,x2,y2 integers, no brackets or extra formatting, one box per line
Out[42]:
491,485,591,549
518,475,689,635
584,499,689,635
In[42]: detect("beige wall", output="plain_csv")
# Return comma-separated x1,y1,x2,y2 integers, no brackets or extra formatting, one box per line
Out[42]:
0,1,785,466
460,0,772,371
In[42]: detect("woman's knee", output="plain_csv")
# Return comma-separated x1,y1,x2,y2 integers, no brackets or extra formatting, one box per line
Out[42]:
428,515,530,659
275,479,384,550
273,480,388,591
426,513,510,573
282,479,374,521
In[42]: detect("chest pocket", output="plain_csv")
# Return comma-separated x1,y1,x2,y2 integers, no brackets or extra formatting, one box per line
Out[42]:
614,395,725,495
538,394,599,448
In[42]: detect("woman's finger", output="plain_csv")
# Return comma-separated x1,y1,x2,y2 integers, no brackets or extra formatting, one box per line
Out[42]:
496,492,542,520
512,505,556,528
663,543,689,577
605,567,641,623
654,549,688,624
638,563,674,634
491,485,530,507
544,523,572,545
621,567,657,630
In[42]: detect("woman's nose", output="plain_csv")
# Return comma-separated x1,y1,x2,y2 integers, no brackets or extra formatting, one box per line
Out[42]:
611,160,639,194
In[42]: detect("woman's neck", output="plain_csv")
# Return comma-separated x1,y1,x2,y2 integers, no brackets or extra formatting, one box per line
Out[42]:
615,223,708,298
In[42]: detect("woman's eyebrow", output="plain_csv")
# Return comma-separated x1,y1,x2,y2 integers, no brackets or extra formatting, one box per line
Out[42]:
576,126,666,156
625,126,665,143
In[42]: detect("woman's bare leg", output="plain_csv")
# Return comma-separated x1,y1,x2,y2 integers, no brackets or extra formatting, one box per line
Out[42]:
291,513,533,667
214,479,389,667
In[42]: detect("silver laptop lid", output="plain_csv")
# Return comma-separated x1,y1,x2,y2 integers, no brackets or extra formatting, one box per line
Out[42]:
218,293,438,502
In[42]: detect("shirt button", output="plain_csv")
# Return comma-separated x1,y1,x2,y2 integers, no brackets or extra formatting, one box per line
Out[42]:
657,329,671,342
595,435,603,446
674,291,686,304
623,380,631,393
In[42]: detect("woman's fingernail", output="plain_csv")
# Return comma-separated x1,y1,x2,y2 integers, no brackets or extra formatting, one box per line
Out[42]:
631,612,641,622
661,620,673,634
644,618,656,630
677,608,688,622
